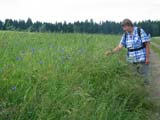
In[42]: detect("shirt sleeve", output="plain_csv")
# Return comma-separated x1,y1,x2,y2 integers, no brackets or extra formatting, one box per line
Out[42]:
140,28,150,43
119,34,126,47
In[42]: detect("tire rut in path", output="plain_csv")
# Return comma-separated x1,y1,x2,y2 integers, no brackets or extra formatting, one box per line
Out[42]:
149,48,160,119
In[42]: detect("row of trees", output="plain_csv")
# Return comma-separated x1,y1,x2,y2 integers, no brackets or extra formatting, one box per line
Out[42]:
0,18,160,36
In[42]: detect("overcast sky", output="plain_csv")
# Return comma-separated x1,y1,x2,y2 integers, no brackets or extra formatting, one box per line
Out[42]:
0,0,160,23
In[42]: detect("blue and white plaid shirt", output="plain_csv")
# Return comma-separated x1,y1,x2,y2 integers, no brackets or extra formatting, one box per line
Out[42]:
120,26,150,63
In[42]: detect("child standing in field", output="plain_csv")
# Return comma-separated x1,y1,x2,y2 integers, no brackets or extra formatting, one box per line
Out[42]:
105,18,150,84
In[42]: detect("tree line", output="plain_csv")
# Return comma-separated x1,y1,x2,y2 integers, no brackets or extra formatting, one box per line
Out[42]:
0,18,160,36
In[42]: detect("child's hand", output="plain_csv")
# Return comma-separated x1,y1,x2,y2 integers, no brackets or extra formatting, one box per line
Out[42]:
145,58,150,65
104,50,112,56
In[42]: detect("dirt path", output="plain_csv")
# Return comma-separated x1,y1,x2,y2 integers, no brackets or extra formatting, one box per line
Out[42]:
149,42,160,119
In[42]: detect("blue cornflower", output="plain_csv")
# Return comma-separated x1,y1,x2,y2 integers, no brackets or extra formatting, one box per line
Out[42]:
16,57,22,61
31,48,35,54
11,86,16,91
39,60,44,65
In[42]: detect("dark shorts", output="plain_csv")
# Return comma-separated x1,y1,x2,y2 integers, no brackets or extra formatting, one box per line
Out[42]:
130,62,150,84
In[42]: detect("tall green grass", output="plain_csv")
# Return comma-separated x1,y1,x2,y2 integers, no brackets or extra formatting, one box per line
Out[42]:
151,37,160,55
0,31,151,120
152,37,160,45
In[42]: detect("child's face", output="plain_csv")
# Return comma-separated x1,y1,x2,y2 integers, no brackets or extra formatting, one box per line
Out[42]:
122,25,132,32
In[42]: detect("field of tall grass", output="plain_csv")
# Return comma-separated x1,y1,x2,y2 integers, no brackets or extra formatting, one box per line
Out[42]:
0,31,152,120
152,37,160,45
151,37,160,56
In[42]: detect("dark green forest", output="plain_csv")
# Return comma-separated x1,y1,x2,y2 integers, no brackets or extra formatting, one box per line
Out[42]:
0,18,160,36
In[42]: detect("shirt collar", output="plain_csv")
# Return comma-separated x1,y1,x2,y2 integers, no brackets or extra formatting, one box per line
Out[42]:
126,26,136,35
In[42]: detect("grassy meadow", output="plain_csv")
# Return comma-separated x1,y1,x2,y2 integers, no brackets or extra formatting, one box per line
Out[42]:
152,37,160,45
151,37,160,56
0,31,152,120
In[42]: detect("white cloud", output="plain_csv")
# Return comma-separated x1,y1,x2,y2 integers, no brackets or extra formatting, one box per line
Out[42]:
0,0,160,23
